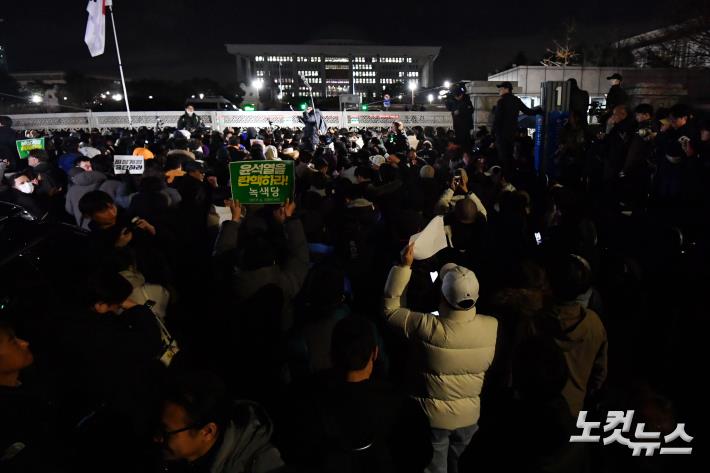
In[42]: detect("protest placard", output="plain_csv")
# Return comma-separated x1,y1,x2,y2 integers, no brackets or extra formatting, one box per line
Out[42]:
113,156,145,175
15,138,45,159
229,160,294,204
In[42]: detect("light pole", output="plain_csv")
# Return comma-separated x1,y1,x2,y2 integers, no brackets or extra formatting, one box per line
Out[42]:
408,81,417,106
443,80,451,89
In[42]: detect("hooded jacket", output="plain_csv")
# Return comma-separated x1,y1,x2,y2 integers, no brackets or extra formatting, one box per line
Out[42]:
209,401,284,473
213,218,309,332
65,170,107,227
383,265,497,430
532,303,608,415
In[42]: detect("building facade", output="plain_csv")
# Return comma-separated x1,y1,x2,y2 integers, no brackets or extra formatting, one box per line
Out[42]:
225,43,440,101
615,21,710,69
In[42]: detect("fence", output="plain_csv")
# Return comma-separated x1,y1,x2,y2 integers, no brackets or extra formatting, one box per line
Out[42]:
8,110,453,131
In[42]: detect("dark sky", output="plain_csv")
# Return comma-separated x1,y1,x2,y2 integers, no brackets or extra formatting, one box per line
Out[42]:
1,0,672,86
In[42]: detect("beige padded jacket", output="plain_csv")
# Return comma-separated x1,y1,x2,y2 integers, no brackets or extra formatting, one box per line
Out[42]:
383,265,498,430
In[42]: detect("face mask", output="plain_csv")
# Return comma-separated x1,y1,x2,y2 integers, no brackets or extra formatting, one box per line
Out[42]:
18,182,34,194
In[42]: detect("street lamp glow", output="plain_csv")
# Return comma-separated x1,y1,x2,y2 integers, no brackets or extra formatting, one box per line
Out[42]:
427,94,434,103
252,79,263,90
100,93,107,99
148,95,154,99
63,96,68,101
443,81,451,89
198,93,205,99
112,93,123,101
30,94,43,104
408,81,417,91
105,91,110,95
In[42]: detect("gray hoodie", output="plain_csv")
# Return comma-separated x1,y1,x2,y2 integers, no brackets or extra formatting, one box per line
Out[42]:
210,401,284,473
65,170,107,227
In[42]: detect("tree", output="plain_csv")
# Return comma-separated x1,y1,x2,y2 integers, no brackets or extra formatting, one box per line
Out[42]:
541,20,579,67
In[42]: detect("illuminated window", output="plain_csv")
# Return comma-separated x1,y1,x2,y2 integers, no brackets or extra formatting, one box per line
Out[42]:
325,57,349,63
255,56,264,62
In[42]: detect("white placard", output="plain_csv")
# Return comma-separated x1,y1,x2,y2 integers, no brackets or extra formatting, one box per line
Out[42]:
409,216,448,260
113,156,145,175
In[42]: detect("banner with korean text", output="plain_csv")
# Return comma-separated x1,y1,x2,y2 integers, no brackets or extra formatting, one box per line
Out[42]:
229,160,294,204
16,138,45,159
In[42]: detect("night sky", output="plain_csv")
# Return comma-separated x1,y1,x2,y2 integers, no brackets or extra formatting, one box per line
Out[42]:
1,0,671,86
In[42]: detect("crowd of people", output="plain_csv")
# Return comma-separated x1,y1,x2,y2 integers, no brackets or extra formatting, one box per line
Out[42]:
0,83,706,473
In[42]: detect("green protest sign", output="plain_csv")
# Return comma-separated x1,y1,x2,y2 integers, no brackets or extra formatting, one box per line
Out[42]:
15,138,45,159
229,160,294,204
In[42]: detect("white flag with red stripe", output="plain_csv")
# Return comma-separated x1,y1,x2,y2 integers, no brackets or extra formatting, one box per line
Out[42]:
84,0,106,57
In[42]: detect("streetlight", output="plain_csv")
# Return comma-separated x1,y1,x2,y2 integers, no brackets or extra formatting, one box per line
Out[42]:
100,93,107,99
30,94,43,104
112,93,123,101
443,80,451,89
198,93,205,100
251,79,263,100
427,94,434,104
408,80,417,106
148,95,154,100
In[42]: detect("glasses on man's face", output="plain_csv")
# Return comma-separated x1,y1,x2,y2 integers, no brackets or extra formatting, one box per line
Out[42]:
156,424,198,439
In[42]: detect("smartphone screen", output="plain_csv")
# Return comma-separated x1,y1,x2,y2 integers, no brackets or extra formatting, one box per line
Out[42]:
535,232,542,246
430,271,438,283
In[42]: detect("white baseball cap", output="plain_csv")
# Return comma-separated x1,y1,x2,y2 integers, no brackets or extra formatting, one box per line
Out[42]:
369,155,386,167
440,263,479,310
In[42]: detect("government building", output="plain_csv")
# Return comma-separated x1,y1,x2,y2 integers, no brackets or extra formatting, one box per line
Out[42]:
225,42,440,101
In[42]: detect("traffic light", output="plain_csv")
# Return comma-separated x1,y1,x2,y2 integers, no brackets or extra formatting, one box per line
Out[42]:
243,103,255,111
299,102,308,111
360,103,369,111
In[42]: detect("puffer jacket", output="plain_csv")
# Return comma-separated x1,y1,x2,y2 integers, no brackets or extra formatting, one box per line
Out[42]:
383,265,497,430
532,303,608,415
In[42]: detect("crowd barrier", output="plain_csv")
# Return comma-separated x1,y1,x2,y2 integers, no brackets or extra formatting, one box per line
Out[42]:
8,111,454,131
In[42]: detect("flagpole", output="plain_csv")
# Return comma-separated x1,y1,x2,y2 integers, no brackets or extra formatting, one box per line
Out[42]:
105,0,132,127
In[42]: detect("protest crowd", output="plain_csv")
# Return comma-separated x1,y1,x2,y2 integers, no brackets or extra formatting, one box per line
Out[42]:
0,80,706,472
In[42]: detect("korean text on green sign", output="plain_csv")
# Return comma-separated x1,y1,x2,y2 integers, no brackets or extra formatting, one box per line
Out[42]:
229,160,294,204
15,138,45,159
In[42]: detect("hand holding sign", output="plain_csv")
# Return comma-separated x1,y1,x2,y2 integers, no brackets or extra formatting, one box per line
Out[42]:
401,243,415,267
408,216,448,260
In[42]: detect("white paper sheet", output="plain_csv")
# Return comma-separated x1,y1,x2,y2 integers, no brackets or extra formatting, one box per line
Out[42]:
214,206,233,225
408,215,448,260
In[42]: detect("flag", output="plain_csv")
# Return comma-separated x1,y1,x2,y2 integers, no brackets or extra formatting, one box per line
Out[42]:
84,0,106,57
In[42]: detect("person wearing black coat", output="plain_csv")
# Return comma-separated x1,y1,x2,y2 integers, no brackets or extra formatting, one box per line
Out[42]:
177,105,203,133
493,82,540,173
445,83,474,152
567,78,590,121
604,73,629,121
0,116,19,171
299,107,327,152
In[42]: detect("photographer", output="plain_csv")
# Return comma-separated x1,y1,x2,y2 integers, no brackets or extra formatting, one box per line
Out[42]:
445,82,474,152
435,168,488,220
